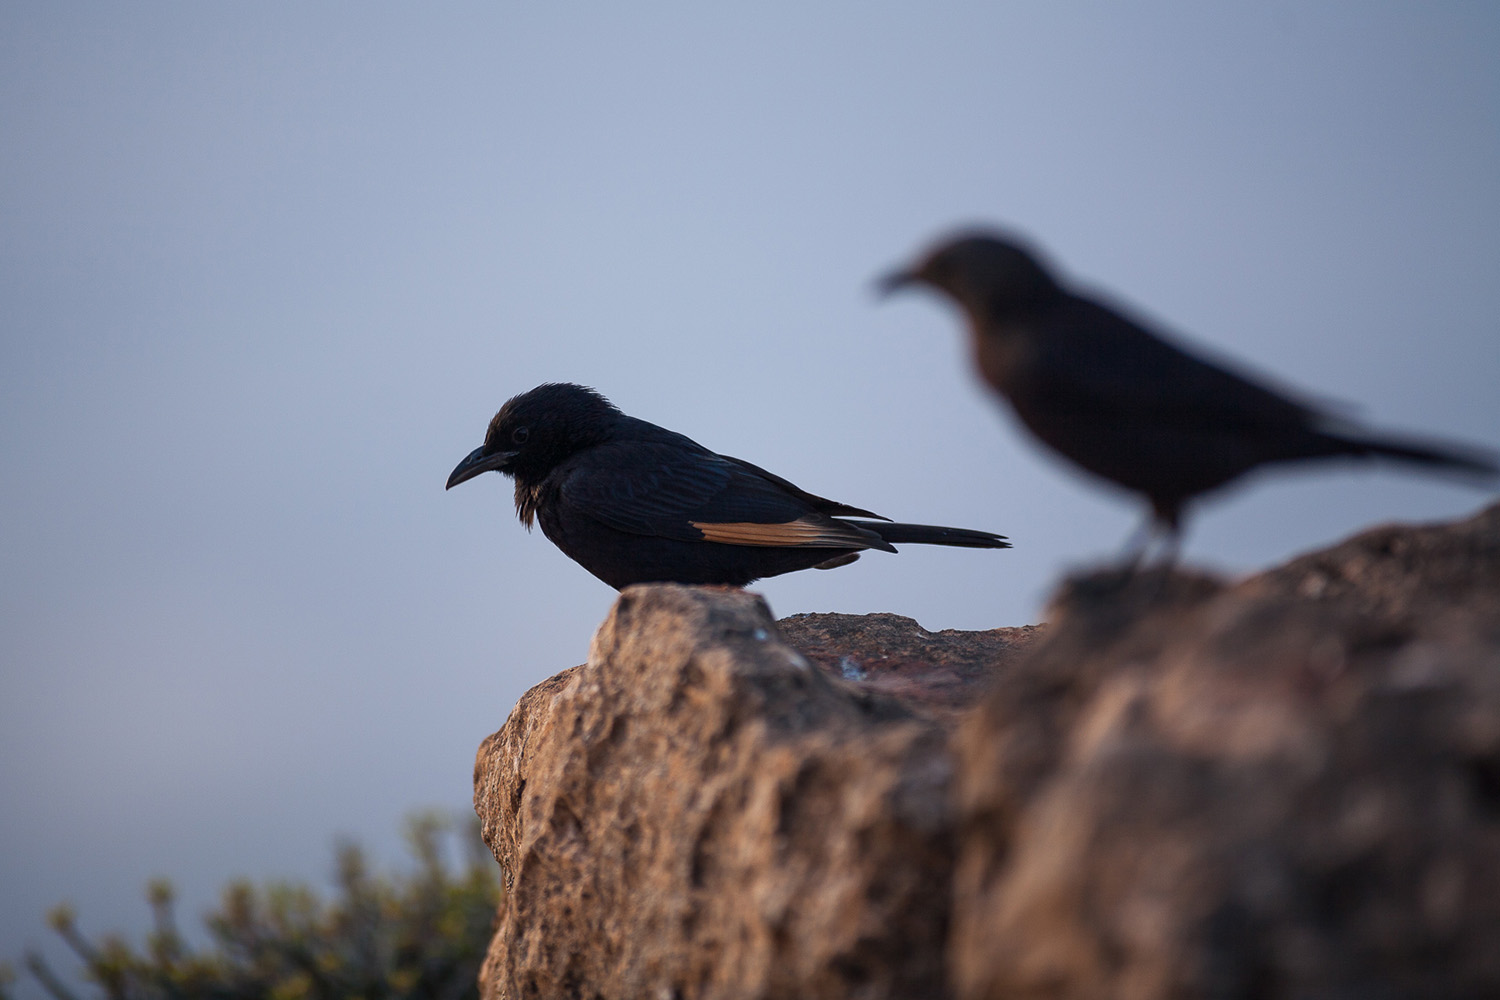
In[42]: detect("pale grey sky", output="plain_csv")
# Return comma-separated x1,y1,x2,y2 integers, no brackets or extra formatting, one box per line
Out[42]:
3,2,1497,985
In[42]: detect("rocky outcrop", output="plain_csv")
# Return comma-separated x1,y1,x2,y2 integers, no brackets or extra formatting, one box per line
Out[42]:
473,589,1036,1000
473,503,1500,1000
953,504,1500,1000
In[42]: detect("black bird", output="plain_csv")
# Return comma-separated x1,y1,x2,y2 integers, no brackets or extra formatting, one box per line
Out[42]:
446,382,1010,589
881,229,1497,561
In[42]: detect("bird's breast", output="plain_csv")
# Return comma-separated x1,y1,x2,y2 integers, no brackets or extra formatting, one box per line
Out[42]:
970,323,1032,399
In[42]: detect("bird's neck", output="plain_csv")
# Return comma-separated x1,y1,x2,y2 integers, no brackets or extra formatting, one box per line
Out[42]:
972,286,1056,327
513,478,543,529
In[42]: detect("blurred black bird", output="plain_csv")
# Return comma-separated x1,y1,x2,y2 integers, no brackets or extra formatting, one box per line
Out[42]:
881,229,1497,561
446,382,1010,589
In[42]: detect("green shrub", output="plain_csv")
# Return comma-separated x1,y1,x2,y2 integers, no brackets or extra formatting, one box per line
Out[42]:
11,812,502,1000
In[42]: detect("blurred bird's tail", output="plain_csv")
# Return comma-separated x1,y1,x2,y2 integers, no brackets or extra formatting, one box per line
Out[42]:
846,520,1012,549
1320,426,1499,482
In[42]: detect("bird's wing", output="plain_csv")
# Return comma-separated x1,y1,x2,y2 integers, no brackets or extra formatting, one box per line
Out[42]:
557,440,882,548
719,456,888,520
1028,296,1323,431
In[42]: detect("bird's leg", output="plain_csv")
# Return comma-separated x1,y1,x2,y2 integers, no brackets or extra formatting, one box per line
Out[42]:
1117,512,1158,570
1150,521,1183,570
1141,501,1185,570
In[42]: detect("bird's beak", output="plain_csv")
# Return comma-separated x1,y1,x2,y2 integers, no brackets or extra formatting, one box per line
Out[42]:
446,446,518,490
875,266,918,297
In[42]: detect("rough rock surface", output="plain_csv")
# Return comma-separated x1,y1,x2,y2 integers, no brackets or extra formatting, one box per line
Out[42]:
474,502,1500,1000
474,588,1036,1000
953,503,1500,1000
776,612,1042,717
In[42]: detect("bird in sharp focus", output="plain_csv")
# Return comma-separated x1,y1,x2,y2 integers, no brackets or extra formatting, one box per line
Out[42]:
446,382,1011,589
880,229,1497,563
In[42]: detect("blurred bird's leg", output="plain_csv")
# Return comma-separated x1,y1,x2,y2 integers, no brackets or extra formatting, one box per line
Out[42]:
1146,504,1184,570
1117,513,1157,570
1117,504,1184,574
1151,522,1183,569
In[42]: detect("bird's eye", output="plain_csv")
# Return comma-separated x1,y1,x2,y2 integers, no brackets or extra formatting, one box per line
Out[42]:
511,427,529,444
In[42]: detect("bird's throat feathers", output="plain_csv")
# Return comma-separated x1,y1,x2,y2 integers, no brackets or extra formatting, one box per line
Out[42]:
514,480,542,529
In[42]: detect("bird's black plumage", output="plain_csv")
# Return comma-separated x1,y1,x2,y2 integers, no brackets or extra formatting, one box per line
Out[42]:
446,382,1010,589
882,229,1498,559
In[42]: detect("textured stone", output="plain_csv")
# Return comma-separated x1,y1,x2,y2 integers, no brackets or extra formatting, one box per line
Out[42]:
473,502,1500,1000
952,503,1500,1000
474,588,1032,1000
777,612,1041,718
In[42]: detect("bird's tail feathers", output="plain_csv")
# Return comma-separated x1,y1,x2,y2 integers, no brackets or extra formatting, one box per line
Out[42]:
848,520,1012,549
1319,424,1498,483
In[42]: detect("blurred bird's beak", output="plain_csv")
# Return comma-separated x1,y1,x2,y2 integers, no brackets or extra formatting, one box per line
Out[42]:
446,446,518,490
875,267,917,297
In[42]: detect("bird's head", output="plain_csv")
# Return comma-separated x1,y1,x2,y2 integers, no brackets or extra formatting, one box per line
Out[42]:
879,229,1061,320
446,382,621,490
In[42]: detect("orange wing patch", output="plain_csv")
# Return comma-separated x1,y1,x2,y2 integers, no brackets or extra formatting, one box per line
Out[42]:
690,516,868,548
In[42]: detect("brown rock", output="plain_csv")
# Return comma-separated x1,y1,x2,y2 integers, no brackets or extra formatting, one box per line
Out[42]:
473,502,1500,1000
474,587,1032,1000
952,502,1500,999
778,612,1042,718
